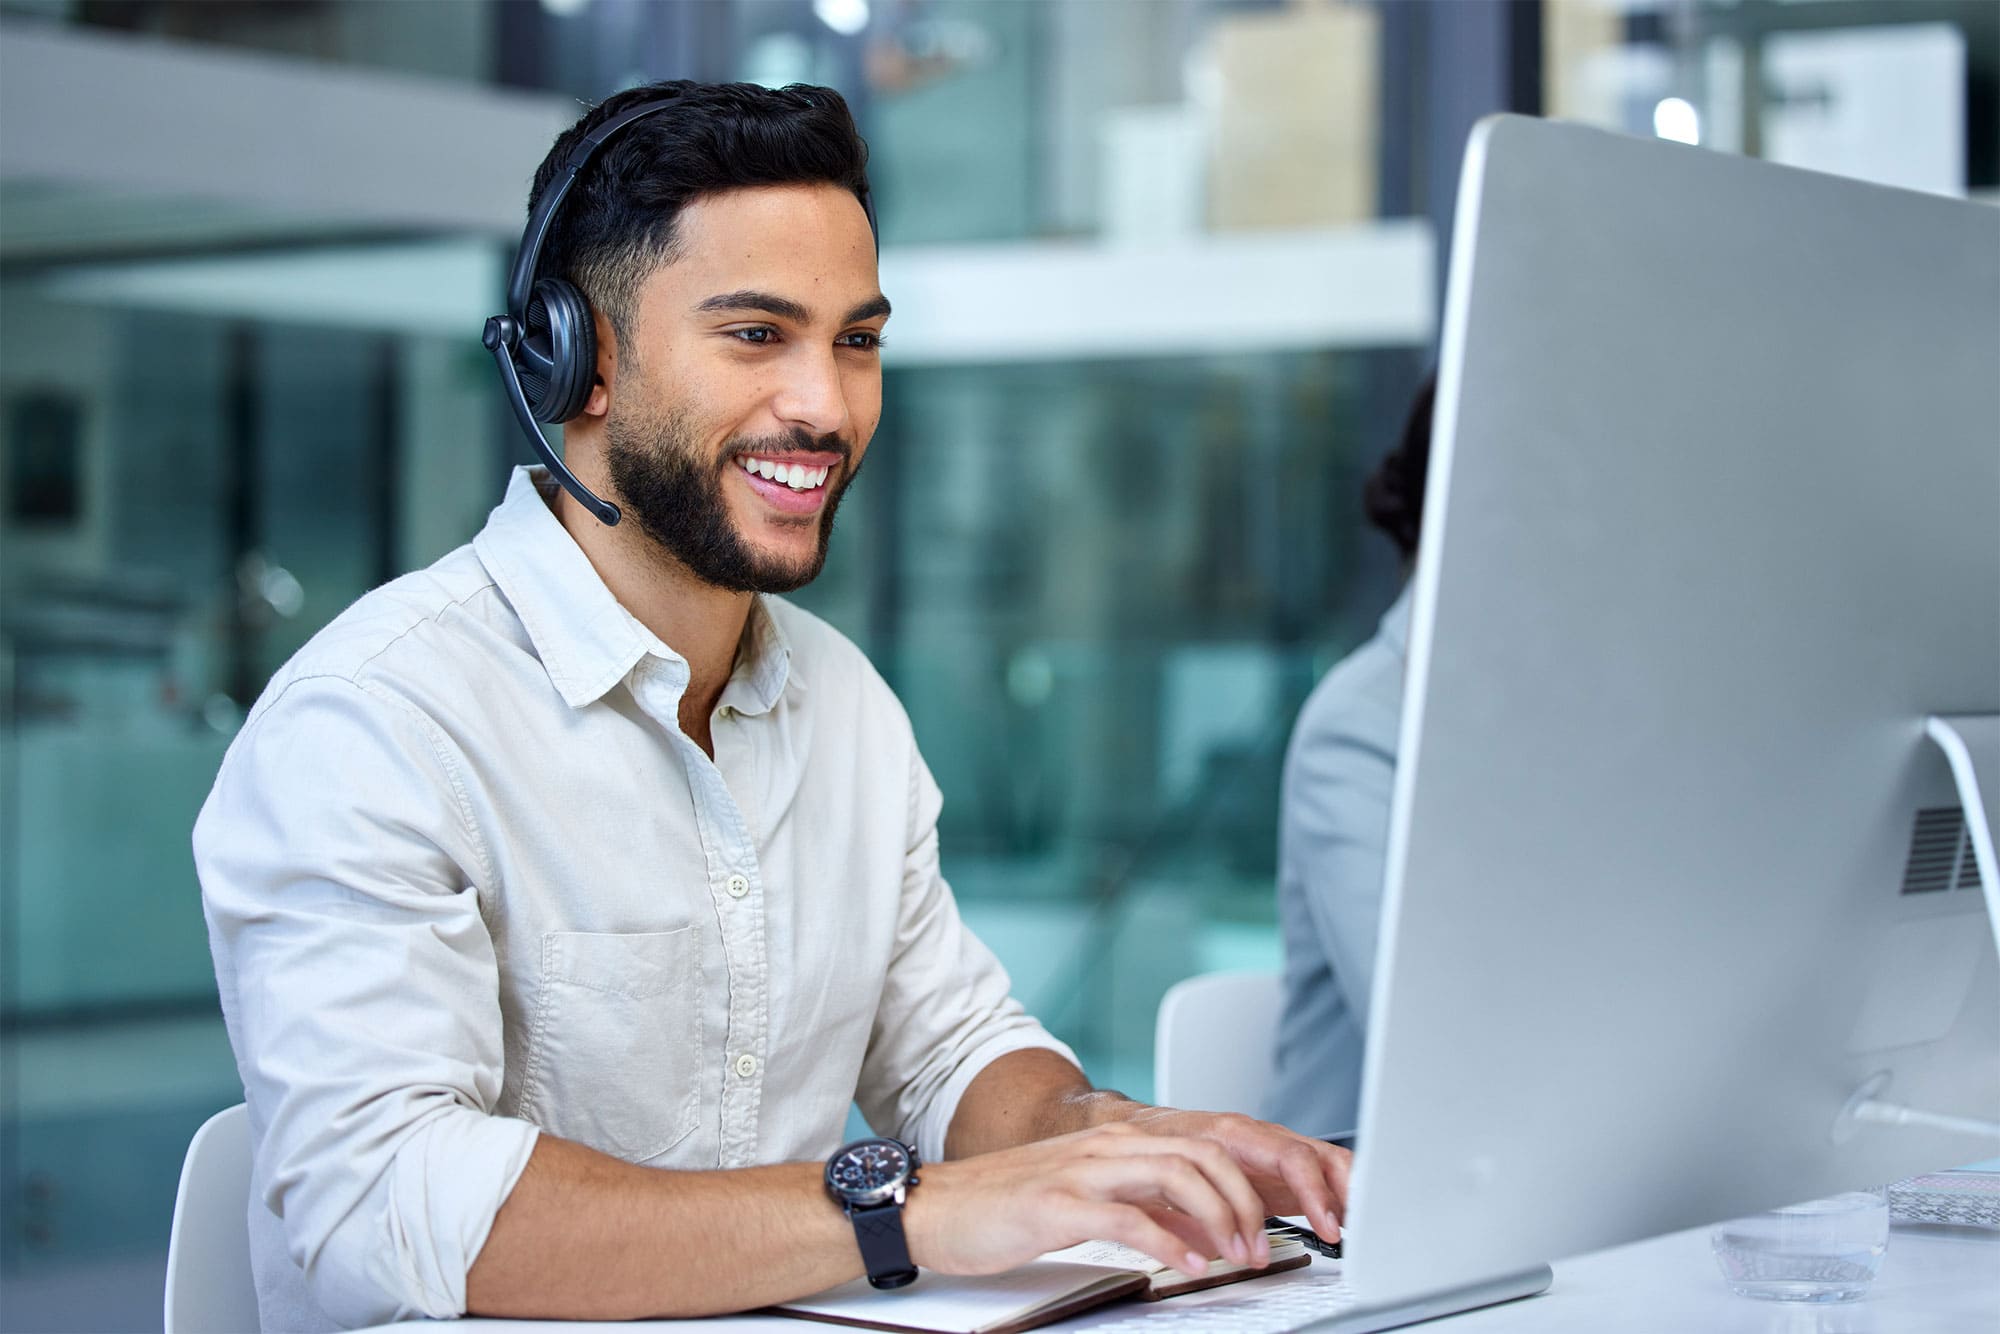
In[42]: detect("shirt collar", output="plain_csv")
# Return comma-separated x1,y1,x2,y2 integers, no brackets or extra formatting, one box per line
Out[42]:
1381,581,1415,656
473,466,795,713
722,594,796,717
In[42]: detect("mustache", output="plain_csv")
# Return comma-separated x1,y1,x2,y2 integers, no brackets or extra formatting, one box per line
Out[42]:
721,428,852,466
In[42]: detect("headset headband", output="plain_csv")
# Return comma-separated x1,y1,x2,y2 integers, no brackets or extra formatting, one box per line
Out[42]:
506,98,681,318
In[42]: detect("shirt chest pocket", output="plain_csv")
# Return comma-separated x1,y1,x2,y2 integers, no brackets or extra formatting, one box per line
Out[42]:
520,928,704,1164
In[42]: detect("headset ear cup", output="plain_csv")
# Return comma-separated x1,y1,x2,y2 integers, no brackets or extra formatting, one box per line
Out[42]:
522,278,598,424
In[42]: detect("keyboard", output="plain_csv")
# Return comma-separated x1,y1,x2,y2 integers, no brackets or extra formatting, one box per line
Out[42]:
1073,1269,1363,1333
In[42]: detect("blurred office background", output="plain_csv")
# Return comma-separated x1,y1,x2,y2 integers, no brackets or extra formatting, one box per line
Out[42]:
0,0,1992,1327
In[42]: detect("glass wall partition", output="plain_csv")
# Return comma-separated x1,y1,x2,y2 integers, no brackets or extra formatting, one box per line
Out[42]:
0,261,507,1325
1545,0,1999,198
0,3,1427,1326
835,347,1426,1094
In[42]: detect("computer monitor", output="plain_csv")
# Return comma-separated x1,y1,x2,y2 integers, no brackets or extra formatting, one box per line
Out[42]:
1341,115,2000,1307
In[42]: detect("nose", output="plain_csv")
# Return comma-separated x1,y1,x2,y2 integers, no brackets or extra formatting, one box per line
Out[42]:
771,347,851,440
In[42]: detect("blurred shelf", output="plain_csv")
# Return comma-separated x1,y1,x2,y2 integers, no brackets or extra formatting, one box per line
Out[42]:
4,21,1434,360
880,222,1436,365
0,19,571,254
36,238,504,338
34,224,1439,361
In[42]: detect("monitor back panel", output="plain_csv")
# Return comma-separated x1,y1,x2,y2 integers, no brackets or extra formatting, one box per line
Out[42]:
1346,115,2000,1304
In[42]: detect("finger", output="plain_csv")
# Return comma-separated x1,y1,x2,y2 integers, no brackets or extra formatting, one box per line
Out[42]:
1144,1205,1215,1259
1203,1120,1348,1231
1271,1141,1347,1241
1303,1140,1351,1232
1172,1137,1274,1263
1132,1123,1292,1261
1074,1155,1245,1264
1080,1136,1264,1264
1079,1203,1215,1278
1088,1132,1272,1262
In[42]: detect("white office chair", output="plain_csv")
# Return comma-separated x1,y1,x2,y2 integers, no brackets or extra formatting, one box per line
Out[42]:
165,1102,260,1334
1153,970,1282,1114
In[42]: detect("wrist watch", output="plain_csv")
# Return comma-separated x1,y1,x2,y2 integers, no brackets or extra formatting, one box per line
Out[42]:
825,1136,922,1289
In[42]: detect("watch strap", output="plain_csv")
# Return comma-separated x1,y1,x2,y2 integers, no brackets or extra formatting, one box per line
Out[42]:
849,1198,918,1289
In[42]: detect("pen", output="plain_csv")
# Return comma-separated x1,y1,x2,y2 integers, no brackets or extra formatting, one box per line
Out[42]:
1265,1217,1342,1259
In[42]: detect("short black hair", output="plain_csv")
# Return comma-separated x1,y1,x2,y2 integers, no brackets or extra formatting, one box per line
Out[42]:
1362,372,1436,561
527,79,873,348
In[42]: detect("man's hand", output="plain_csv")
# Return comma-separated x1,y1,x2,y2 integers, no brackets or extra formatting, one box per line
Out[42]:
904,1120,1277,1278
1107,1106,1350,1245
936,1049,1352,1276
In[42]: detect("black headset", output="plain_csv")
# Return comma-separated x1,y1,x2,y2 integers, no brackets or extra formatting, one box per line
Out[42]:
482,97,678,527
482,93,879,528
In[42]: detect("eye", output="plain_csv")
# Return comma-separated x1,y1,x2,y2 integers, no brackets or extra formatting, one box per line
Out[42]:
729,326,777,345
838,330,884,351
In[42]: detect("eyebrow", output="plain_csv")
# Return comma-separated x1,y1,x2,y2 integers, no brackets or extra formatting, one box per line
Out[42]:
842,294,893,324
694,289,892,326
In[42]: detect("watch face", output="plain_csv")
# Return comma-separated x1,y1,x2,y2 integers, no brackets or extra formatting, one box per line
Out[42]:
828,1138,912,1205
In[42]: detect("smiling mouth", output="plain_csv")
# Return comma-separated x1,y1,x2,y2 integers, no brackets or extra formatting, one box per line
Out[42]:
736,455,831,492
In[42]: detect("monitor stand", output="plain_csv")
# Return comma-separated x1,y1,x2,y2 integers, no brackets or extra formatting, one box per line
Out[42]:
1829,714,2000,1147
1928,714,1999,950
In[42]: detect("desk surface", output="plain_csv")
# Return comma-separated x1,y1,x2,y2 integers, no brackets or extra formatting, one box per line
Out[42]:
1382,1221,1996,1334
359,1222,1998,1334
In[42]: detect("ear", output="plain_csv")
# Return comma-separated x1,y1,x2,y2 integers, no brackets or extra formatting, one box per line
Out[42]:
582,305,616,419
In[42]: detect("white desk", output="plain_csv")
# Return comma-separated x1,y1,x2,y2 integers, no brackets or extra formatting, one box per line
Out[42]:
1372,1222,1998,1334
360,1221,1996,1334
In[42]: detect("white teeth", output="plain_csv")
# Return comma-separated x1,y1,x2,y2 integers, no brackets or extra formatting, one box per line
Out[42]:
738,456,829,491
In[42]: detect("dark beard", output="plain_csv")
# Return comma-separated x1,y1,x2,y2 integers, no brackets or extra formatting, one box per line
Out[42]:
603,409,856,594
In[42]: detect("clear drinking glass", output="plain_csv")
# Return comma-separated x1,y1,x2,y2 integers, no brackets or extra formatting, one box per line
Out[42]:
1709,1188,1890,1302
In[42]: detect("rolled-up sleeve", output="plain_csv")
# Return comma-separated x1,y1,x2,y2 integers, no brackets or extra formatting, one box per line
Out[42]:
194,673,539,1326
853,746,1077,1164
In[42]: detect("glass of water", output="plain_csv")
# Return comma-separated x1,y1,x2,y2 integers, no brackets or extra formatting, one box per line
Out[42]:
1709,1188,1890,1302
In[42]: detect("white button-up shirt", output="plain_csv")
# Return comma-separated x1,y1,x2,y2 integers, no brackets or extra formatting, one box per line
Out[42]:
195,467,1073,1331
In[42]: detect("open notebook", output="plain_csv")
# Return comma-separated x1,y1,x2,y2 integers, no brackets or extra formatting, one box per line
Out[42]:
772,1233,1310,1334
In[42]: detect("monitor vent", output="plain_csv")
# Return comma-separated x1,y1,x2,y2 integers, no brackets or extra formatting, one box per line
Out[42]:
1901,807,1966,895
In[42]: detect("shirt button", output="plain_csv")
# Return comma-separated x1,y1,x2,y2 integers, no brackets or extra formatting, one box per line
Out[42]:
725,873,750,899
735,1053,758,1079
718,705,735,720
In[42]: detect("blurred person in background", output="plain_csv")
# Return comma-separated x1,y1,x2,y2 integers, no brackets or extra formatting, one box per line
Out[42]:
194,79,1350,1331
1265,374,1435,1139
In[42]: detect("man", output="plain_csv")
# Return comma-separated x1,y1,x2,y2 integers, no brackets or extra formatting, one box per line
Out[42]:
196,81,1348,1331
1265,375,1434,1139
